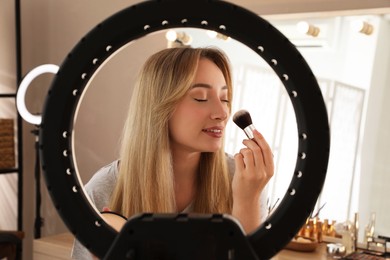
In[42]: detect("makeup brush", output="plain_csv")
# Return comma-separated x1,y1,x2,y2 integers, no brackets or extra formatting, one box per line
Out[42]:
233,109,256,139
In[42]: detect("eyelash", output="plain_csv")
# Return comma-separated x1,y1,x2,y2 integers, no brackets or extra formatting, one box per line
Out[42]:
194,98,229,103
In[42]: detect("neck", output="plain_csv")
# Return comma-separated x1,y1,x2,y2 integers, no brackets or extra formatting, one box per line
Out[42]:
172,152,200,181
171,149,201,212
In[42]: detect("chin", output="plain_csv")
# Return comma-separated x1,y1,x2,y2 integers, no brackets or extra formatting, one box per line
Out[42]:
204,145,222,153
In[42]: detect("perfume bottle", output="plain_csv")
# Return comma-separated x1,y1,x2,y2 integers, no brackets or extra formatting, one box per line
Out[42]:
335,220,355,254
364,212,376,244
353,213,359,252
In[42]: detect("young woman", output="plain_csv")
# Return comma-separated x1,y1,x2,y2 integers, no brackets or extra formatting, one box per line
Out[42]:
72,46,274,259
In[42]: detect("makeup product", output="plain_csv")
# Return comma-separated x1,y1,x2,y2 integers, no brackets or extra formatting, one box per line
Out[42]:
233,109,256,139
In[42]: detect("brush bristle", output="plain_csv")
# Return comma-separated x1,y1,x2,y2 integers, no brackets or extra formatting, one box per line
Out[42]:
233,109,253,130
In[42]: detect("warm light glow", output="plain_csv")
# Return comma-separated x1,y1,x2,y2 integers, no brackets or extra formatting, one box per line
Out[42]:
206,30,229,41
206,30,218,38
16,64,59,125
165,30,177,42
351,20,374,35
166,30,192,48
176,32,193,45
297,21,310,34
297,21,320,37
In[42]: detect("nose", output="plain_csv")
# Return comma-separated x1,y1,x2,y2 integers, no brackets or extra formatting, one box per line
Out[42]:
210,100,228,121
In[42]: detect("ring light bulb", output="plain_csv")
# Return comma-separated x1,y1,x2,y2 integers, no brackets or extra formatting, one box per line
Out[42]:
16,64,59,125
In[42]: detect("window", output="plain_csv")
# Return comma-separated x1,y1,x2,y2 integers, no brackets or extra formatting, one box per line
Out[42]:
225,64,365,223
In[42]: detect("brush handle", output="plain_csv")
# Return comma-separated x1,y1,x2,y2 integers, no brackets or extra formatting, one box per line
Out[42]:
243,124,256,139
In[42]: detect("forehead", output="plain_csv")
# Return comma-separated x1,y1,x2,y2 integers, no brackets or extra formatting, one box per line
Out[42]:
193,58,226,85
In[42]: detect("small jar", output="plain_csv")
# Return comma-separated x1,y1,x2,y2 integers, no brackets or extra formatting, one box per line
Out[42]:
326,243,346,259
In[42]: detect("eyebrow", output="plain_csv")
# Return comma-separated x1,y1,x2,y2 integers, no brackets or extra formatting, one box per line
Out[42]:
191,83,228,90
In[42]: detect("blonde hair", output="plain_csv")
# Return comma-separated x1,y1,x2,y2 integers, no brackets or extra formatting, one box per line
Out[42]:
110,47,233,217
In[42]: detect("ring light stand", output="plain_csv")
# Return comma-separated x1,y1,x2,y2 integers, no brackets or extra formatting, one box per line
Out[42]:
38,1,330,259
16,64,60,239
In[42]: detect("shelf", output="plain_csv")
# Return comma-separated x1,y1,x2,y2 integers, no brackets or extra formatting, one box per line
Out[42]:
0,168,19,174
0,93,17,98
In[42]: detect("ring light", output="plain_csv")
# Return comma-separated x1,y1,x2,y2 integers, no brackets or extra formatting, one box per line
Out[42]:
16,64,59,125
39,1,330,259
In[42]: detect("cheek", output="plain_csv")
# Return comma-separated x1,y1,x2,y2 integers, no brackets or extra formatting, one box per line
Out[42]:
175,107,201,129
174,102,203,122
169,105,196,134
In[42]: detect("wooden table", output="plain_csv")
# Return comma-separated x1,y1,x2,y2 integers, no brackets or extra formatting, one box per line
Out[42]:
33,233,74,260
0,230,24,260
35,232,341,260
273,243,333,260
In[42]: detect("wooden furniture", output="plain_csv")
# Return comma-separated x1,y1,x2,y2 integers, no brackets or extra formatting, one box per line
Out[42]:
34,232,390,260
33,233,74,260
37,232,335,260
272,243,332,260
0,231,24,260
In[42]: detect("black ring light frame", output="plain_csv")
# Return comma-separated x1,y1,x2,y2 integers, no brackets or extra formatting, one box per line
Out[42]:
40,0,330,259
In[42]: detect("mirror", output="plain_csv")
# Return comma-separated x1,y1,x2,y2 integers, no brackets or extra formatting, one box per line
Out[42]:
73,27,297,221
72,11,390,244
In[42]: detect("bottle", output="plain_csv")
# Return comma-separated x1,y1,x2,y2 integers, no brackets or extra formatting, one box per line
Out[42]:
322,219,329,236
334,220,355,254
317,220,323,242
353,213,359,251
328,220,337,237
364,212,376,244
303,219,314,238
342,221,355,254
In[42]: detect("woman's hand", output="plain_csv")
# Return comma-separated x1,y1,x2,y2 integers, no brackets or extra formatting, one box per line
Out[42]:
232,129,274,234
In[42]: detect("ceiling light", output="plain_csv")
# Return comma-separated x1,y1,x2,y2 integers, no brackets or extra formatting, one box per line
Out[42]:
206,30,218,38
165,30,192,48
206,30,229,41
297,21,320,37
165,30,177,42
351,20,374,35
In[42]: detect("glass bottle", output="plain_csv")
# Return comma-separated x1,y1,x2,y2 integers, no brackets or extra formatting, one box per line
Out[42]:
364,212,376,244
322,219,329,236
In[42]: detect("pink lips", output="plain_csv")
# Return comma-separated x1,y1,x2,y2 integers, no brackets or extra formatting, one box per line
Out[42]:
202,126,223,138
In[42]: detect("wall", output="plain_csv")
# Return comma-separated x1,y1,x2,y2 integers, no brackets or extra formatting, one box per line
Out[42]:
19,1,145,258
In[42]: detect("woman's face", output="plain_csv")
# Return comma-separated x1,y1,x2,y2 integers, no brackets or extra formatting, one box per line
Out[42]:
169,58,230,154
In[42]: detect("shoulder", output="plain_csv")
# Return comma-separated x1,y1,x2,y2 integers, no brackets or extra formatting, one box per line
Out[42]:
84,160,119,210
85,160,118,190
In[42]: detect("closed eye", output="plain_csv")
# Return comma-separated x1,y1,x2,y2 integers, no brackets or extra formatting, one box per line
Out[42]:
194,98,207,102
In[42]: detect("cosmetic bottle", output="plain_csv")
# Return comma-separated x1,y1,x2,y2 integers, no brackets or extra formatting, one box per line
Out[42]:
322,219,329,236
353,213,359,252
335,221,355,255
364,212,376,245
342,225,355,254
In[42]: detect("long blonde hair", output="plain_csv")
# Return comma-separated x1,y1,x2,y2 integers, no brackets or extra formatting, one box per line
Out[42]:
110,47,233,217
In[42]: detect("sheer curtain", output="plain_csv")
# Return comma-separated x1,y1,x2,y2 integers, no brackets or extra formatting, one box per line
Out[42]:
225,64,365,223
